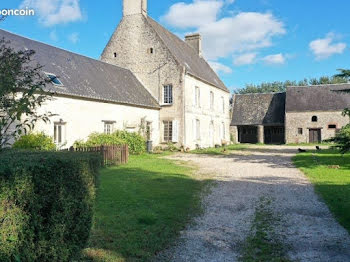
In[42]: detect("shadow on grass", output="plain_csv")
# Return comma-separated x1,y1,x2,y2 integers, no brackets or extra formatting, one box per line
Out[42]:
293,150,350,234
81,155,209,262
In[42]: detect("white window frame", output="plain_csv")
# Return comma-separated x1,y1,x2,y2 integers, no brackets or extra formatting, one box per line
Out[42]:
54,121,66,145
196,119,201,140
163,120,173,142
221,96,225,113
210,91,214,110
163,84,173,105
221,122,225,140
44,72,64,86
103,121,115,134
195,86,201,108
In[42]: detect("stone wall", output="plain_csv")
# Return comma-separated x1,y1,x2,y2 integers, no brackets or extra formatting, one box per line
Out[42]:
285,111,349,144
101,14,185,146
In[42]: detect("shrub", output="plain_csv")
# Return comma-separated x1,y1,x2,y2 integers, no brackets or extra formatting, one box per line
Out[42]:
75,131,146,155
328,124,350,154
0,151,101,262
12,133,56,151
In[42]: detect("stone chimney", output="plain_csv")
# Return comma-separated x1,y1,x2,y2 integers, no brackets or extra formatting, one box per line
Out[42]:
185,33,202,57
123,0,147,17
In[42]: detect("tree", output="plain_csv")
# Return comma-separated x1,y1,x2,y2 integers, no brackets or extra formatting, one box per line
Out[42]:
328,109,350,154
0,38,54,148
236,75,348,94
334,69,350,81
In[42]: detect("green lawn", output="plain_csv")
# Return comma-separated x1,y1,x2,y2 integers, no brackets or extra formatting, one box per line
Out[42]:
293,150,350,233
191,144,247,155
81,153,206,262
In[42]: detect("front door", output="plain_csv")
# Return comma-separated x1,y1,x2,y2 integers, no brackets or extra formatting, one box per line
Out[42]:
309,129,321,143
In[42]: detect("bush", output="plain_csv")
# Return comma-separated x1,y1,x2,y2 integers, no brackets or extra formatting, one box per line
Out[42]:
0,151,101,262
75,131,146,155
12,133,56,151
328,124,350,154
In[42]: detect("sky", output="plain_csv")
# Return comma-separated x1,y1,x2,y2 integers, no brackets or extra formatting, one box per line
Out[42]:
0,0,349,92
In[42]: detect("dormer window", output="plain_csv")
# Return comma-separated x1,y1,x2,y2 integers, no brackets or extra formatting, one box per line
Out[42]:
45,73,63,86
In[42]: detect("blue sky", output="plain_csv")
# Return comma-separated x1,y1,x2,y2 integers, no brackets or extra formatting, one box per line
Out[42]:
1,0,349,92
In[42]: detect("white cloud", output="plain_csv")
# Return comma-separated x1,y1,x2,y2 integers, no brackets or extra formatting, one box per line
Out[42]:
162,1,286,60
209,61,233,74
68,32,79,44
233,52,257,65
309,33,346,60
20,0,83,27
262,53,285,65
161,0,223,29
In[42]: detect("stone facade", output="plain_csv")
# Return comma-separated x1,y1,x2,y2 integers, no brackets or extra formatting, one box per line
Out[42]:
101,14,185,145
101,0,230,149
285,111,349,144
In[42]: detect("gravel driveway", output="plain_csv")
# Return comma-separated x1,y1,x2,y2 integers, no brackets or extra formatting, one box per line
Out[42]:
158,145,350,262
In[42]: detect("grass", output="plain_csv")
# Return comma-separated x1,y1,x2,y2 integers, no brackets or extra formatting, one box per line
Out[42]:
191,144,247,155
81,153,207,262
293,150,350,234
240,197,291,262
286,142,334,146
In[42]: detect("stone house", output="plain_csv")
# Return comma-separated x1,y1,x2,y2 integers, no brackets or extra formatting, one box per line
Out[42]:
231,84,350,144
101,0,231,149
285,84,350,144
231,93,286,144
0,29,160,148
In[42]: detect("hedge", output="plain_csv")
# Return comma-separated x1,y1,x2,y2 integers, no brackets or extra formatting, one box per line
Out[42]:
0,150,101,262
75,131,146,155
12,133,56,151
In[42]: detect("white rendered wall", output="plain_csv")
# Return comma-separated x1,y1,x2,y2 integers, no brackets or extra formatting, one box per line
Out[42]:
32,95,160,148
184,75,231,149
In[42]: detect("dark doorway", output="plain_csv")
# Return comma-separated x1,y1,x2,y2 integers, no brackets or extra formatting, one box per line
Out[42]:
264,126,285,144
238,126,258,143
309,129,321,143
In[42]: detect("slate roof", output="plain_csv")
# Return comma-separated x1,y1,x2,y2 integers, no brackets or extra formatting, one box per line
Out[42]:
231,93,286,126
146,17,229,93
0,29,159,109
286,84,350,112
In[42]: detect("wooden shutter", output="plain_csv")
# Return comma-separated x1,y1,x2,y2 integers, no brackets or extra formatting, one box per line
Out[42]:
172,120,178,143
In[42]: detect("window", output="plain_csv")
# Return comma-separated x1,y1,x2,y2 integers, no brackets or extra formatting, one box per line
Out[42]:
210,91,214,110
148,48,154,54
103,121,115,134
46,73,63,86
163,121,173,142
221,97,225,113
298,128,303,135
221,122,225,139
54,121,66,144
328,124,337,129
312,116,318,122
195,86,200,107
114,52,117,58
196,119,200,140
163,85,173,104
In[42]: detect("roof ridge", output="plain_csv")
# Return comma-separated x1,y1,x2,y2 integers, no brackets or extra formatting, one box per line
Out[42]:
0,28,132,73
145,17,229,92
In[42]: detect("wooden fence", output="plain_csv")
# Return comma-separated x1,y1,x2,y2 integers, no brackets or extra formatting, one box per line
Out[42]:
67,145,129,166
